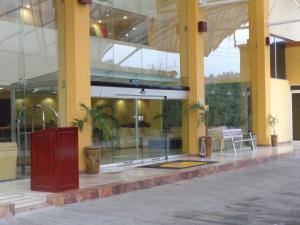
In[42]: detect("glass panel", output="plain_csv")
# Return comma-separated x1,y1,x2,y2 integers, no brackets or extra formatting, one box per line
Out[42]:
138,99,166,160
90,0,188,87
92,97,184,165
204,3,252,152
92,98,140,164
292,93,300,141
164,100,184,156
0,0,59,179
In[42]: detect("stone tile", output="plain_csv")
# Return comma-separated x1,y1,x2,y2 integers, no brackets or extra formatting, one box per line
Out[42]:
0,203,14,218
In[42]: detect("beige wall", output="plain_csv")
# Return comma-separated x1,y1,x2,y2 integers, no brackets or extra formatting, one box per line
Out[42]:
286,44,300,85
270,78,291,143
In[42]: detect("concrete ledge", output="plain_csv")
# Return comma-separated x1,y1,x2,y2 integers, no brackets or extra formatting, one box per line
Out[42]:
0,203,15,218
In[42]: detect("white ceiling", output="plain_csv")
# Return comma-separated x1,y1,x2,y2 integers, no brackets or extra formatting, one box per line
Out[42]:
269,0,300,41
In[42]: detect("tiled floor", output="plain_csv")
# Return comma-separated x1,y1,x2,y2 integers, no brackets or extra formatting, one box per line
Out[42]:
0,143,299,218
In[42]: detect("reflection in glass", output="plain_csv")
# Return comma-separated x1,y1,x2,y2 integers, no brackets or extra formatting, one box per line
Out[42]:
90,0,188,87
204,3,252,151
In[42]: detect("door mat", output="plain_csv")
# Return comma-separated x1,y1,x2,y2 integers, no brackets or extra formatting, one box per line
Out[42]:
139,160,218,169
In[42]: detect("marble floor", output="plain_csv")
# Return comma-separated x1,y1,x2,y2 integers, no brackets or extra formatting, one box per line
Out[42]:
0,143,299,215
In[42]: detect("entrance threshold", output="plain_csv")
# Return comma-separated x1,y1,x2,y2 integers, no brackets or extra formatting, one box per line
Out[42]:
100,154,187,173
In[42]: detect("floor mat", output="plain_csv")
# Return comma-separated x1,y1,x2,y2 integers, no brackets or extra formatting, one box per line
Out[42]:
140,160,217,169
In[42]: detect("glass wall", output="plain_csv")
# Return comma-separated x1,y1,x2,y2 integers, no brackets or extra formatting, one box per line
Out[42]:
203,3,252,151
90,0,188,87
0,0,59,179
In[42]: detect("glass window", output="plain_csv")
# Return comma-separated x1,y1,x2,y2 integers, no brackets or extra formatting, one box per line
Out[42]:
270,36,287,79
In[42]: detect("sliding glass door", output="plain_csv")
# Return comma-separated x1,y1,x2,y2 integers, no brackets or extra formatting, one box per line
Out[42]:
94,98,166,165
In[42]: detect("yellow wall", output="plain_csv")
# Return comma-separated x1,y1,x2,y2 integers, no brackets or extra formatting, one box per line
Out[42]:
286,44,300,85
270,78,292,143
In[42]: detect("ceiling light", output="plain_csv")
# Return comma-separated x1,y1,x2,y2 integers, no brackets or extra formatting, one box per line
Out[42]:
106,14,110,17
125,33,129,37
98,20,102,23
132,27,136,31
123,16,128,20
25,4,31,9
0,87,3,90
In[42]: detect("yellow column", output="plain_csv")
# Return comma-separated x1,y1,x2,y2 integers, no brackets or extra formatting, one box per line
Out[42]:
56,0,92,170
249,0,271,145
185,0,205,154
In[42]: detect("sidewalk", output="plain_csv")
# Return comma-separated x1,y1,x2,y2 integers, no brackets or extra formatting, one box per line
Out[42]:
0,143,299,218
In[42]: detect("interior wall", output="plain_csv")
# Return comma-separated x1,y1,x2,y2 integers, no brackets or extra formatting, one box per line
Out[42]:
270,78,292,143
286,43,300,85
16,94,58,125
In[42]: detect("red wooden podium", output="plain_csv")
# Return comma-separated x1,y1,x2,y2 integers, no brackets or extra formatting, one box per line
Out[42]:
30,128,79,192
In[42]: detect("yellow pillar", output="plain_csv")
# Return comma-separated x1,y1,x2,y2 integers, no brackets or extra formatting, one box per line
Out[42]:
249,0,272,145
56,0,92,170
185,0,206,154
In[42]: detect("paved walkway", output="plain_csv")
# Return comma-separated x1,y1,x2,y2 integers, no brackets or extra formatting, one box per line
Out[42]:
1,156,300,225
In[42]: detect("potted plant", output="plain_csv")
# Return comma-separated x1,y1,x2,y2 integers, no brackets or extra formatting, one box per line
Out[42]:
267,114,279,147
71,103,118,174
190,101,213,157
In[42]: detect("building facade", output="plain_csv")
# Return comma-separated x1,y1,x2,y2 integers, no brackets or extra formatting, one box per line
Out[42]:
0,0,299,179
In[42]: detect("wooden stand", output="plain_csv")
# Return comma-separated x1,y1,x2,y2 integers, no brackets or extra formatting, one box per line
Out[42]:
30,128,79,192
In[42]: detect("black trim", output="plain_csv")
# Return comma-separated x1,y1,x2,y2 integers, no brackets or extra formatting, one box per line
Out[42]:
91,81,190,91
291,86,300,91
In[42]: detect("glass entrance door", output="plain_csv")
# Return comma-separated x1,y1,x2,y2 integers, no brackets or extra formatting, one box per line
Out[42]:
137,98,168,162
93,96,185,166
97,97,167,165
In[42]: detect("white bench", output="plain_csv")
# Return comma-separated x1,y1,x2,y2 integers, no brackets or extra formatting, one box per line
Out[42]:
221,129,255,153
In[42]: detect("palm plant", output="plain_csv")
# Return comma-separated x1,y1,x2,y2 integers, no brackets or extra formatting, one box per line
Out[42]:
71,103,118,141
189,102,209,129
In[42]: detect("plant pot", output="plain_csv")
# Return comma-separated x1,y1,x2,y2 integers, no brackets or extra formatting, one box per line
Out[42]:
205,136,213,157
84,146,101,174
271,135,278,147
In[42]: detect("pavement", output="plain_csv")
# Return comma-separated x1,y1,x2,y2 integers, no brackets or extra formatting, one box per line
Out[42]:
1,156,300,225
